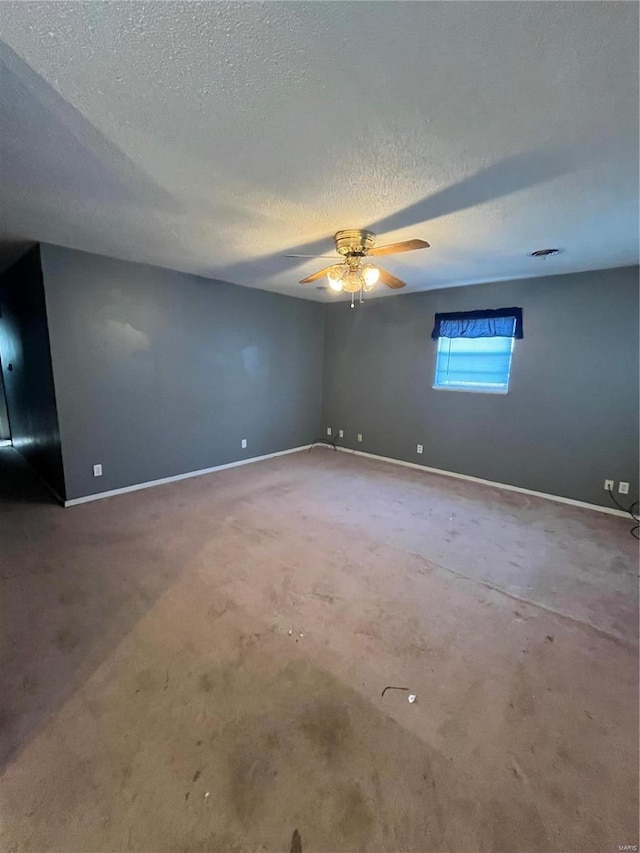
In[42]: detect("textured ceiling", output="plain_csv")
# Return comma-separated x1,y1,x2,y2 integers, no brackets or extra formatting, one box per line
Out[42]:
0,1,638,301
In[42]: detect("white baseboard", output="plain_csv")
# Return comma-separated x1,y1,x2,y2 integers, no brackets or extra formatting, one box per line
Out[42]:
328,445,629,519
64,445,311,506
52,440,633,519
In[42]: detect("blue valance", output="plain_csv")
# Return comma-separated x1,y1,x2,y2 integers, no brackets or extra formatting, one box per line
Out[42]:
431,307,523,340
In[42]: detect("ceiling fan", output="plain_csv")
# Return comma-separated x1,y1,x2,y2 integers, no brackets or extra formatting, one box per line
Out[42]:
287,229,430,304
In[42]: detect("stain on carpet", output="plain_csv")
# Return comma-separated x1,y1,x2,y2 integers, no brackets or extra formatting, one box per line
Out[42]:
228,745,275,820
298,698,351,762
54,627,80,653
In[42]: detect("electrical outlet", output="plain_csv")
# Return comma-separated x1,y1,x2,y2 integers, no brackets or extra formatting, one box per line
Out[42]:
416,444,423,454
338,429,344,438
93,464,102,477
603,479,614,491
619,481,630,495
357,433,363,442
241,439,247,449
326,427,332,436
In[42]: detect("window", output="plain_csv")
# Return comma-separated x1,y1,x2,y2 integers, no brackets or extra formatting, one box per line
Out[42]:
430,307,522,393
434,334,515,393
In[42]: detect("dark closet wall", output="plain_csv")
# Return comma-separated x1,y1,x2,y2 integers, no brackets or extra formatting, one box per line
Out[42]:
0,247,65,497
0,370,10,440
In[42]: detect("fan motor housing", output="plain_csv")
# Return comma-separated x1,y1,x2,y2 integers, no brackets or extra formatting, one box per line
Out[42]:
334,229,376,257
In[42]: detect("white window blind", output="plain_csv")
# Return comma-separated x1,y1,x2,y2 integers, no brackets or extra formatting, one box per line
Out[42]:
434,335,514,393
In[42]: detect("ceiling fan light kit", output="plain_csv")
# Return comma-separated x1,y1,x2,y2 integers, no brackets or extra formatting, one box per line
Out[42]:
297,229,430,306
326,261,380,294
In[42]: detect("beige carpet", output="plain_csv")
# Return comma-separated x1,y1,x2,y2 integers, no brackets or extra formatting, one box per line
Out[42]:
1,446,638,852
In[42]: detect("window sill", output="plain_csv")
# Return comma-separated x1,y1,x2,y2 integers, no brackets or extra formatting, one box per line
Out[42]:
432,385,509,395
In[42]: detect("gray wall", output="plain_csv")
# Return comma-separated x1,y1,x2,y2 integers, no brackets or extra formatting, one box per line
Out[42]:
39,245,324,501
322,266,639,508
0,247,65,496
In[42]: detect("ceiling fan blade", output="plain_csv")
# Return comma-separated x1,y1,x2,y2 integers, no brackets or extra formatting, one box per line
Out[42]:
378,268,406,289
368,239,430,256
299,265,336,284
286,254,338,259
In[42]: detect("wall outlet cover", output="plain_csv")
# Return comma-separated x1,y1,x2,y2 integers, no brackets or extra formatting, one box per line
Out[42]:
338,429,344,438
417,445,423,454
93,464,102,477
241,439,247,449
326,427,332,435
618,481,630,495
357,433,363,442
603,479,614,491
